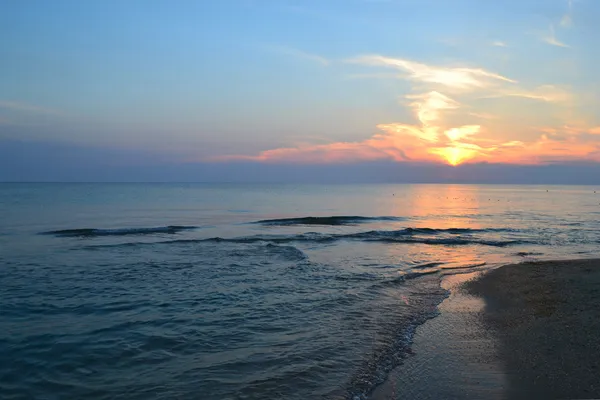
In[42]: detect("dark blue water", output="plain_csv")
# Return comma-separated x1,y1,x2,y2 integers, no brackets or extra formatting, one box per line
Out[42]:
1,183,600,399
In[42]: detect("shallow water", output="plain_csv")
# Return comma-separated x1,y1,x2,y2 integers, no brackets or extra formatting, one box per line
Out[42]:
1,183,599,399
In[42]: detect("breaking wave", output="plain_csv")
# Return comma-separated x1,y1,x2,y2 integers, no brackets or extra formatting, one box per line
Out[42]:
254,216,404,226
42,226,197,237
196,228,523,247
84,228,525,249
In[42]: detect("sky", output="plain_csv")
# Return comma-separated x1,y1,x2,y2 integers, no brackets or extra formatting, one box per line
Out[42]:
2,0,600,182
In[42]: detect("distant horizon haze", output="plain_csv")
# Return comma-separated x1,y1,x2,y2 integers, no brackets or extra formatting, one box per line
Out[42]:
2,137,600,185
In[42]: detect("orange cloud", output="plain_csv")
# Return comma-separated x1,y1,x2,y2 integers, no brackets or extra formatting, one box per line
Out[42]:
216,54,599,166
216,123,600,166
215,101,600,166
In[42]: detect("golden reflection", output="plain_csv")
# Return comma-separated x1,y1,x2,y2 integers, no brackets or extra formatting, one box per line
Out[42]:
394,184,482,226
381,184,485,267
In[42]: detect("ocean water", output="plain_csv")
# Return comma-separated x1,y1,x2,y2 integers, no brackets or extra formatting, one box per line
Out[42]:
1,183,599,399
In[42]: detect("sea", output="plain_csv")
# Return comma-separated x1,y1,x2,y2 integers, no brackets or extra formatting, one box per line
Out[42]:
1,183,599,400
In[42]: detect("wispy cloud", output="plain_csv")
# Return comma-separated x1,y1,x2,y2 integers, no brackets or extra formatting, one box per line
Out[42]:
347,55,515,92
560,14,572,28
267,45,330,66
348,55,571,104
492,41,508,47
539,24,569,48
407,91,459,125
560,0,574,27
469,112,498,120
0,100,64,116
536,1,575,46
489,85,573,103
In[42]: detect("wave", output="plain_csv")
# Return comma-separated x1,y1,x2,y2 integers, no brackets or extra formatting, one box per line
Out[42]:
440,262,487,270
86,233,529,248
42,226,197,237
343,227,489,239
377,269,442,285
200,236,521,247
340,229,521,246
117,233,524,248
402,268,441,280
254,216,404,226
411,262,444,270
516,251,544,257
202,232,338,244
344,275,449,400
78,226,524,248
264,243,307,261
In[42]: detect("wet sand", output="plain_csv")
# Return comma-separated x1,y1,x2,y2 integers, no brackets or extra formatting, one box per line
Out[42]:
372,259,600,399
467,259,600,399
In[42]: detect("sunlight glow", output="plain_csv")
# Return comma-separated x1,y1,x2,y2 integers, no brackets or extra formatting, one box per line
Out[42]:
429,146,479,166
217,52,600,166
444,125,480,141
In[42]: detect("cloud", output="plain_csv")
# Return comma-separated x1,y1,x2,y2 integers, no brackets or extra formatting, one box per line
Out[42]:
539,25,569,48
218,120,600,166
469,112,498,120
218,53,591,166
347,55,575,106
541,125,600,137
217,86,491,166
543,36,569,48
348,55,572,104
445,125,480,141
492,41,508,47
489,85,573,103
406,91,459,134
391,91,467,147
267,45,330,66
0,100,64,116
216,121,600,166
538,1,574,46
348,55,515,92
504,135,600,164
560,0,574,27
560,14,572,28
217,87,476,164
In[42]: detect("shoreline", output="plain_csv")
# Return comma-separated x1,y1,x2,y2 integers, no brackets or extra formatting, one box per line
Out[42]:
371,258,600,399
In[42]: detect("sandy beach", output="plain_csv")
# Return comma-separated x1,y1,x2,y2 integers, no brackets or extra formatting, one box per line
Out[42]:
373,259,600,400
467,259,600,399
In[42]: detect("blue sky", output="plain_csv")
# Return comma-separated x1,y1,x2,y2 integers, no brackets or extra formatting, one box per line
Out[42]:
2,0,600,181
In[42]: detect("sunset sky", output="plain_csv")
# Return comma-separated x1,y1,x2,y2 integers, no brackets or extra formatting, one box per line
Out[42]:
2,0,600,181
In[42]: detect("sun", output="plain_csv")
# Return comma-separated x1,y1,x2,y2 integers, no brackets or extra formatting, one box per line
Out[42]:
429,146,478,166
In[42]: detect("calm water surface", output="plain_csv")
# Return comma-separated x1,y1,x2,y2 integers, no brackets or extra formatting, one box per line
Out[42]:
1,183,599,399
